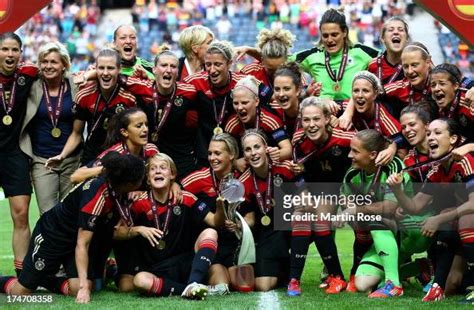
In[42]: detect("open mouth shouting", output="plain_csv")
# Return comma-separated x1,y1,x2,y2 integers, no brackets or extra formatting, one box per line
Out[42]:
277,96,291,109
428,140,440,158
121,45,135,60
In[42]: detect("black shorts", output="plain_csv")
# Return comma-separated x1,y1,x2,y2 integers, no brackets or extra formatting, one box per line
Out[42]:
19,225,106,290
214,243,237,268
147,252,194,284
114,240,143,276
0,148,32,197
254,229,290,278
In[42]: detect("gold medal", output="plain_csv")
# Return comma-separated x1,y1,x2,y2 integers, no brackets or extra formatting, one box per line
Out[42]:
157,239,166,250
151,132,159,142
297,163,305,171
2,115,12,126
333,82,341,92
213,126,223,135
51,127,62,138
261,215,271,226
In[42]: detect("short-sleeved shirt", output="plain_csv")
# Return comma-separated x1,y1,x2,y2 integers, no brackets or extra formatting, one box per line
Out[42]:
239,161,294,226
290,44,379,101
184,71,246,162
130,191,210,264
38,176,120,248
367,52,404,88
421,153,474,205
125,78,198,176
292,127,354,183
74,81,137,163
224,107,288,147
351,102,404,146
383,79,434,119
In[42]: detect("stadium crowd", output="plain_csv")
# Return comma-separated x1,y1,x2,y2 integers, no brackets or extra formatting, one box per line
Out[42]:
0,0,474,306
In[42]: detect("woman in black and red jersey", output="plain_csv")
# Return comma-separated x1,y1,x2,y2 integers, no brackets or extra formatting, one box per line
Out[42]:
181,133,249,293
368,17,409,89
124,48,199,178
239,28,296,104
238,129,294,291
69,108,157,183
271,62,307,138
430,63,474,142
46,48,137,167
0,152,145,304
388,118,474,303
0,32,39,276
339,17,409,130
114,153,225,300
400,105,432,183
287,97,353,296
184,41,249,168
382,42,435,118
349,71,405,165
225,75,292,169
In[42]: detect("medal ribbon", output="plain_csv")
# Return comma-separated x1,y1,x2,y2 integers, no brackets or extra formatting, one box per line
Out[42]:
152,84,176,135
108,185,133,227
402,152,452,174
408,78,430,105
212,95,228,129
42,81,65,129
0,72,18,115
252,161,273,215
324,45,349,85
88,84,120,139
292,133,331,165
361,102,381,133
377,55,403,86
149,192,173,236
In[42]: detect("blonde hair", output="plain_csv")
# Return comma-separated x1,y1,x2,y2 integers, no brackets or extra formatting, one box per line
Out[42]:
352,71,383,95
147,153,177,179
179,25,214,57
256,28,295,59
38,42,71,72
241,128,269,147
299,96,333,133
232,75,259,98
210,133,239,160
207,40,234,61
154,44,178,66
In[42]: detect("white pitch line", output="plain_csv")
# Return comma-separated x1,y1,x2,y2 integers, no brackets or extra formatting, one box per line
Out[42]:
258,290,281,310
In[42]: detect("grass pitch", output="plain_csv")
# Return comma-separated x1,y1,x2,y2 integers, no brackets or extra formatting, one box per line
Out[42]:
0,195,465,308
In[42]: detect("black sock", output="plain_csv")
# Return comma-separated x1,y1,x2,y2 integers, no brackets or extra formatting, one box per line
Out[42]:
350,238,372,275
434,231,458,289
39,276,69,295
0,276,16,293
461,242,474,289
188,247,216,284
314,234,344,279
147,277,186,296
289,236,310,280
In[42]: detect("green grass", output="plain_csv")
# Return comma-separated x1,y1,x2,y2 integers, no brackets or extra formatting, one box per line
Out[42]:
0,195,466,308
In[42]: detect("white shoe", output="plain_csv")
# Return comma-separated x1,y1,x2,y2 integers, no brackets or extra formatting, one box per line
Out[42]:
207,283,230,296
181,282,208,300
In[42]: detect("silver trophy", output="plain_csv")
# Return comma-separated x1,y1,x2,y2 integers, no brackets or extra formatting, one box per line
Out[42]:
220,178,245,223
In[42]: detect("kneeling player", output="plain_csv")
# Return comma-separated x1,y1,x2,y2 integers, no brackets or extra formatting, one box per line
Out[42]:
114,153,226,299
0,153,145,303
